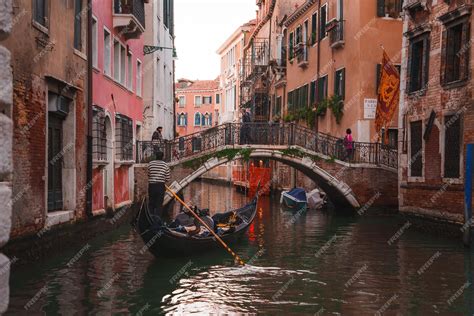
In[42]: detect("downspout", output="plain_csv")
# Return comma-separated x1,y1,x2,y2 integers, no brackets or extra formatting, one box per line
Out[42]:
315,0,321,133
86,0,93,217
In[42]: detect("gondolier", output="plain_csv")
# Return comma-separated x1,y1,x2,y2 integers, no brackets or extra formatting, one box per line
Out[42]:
148,151,171,222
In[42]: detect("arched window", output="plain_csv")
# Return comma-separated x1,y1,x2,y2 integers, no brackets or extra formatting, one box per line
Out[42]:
194,112,201,126
177,113,187,126
202,113,212,126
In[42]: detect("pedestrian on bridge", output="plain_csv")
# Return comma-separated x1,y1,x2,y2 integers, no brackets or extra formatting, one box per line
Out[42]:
148,151,171,223
343,128,354,161
240,108,251,144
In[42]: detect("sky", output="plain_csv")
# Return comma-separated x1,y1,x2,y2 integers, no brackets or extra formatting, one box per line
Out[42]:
174,0,257,81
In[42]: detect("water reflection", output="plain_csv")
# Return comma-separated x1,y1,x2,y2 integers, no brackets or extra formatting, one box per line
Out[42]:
7,181,474,315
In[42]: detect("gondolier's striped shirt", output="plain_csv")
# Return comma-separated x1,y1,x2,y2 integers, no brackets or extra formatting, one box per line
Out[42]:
148,160,171,184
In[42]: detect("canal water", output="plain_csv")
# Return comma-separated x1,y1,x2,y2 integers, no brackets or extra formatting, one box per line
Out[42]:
7,182,474,315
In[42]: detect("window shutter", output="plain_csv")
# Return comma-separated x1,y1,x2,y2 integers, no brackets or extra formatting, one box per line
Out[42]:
210,96,213,104
341,68,346,100
423,37,430,89
462,22,470,81
441,28,448,85
209,113,212,125
377,0,385,17
201,114,205,125
177,115,180,126
185,113,188,126
376,63,382,94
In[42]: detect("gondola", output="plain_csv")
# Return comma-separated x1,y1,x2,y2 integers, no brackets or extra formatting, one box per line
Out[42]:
135,191,259,257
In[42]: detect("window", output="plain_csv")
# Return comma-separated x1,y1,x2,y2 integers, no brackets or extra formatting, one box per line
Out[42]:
310,81,316,105
120,45,126,85
194,112,201,126
92,18,98,68
177,113,187,126
178,96,186,107
216,93,221,104
92,107,107,161
408,34,430,93
443,21,470,84
276,96,282,116
74,0,82,50
444,115,462,178
295,26,302,45
319,4,327,40
136,60,142,96
163,0,173,31
113,40,120,81
202,113,212,126
194,96,202,106
203,96,212,104
334,68,345,100
34,0,48,28
103,29,111,76
115,115,133,161
311,12,317,45
410,120,423,177
288,90,294,112
289,32,294,60
376,0,402,19
317,75,328,102
127,52,133,90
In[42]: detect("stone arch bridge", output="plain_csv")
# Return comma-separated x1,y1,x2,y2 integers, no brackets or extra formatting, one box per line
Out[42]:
136,123,398,210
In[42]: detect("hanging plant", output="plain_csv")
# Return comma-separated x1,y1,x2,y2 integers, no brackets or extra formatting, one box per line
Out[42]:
328,95,344,124
315,98,328,117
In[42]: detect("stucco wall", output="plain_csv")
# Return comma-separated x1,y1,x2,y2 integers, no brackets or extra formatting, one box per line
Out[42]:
0,0,12,312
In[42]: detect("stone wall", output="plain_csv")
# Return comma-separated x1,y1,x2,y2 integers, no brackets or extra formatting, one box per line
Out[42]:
0,0,12,312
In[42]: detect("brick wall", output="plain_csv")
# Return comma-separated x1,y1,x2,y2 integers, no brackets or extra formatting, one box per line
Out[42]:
399,1,473,224
0,0,12,312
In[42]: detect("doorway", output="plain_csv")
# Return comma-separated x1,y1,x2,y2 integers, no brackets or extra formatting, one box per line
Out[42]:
47,113,64,211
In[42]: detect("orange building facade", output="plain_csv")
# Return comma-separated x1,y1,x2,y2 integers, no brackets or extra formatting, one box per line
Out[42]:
278,0,403,142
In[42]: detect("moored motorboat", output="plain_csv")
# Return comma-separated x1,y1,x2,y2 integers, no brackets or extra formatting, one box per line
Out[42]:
280,188,307,210
135,192,259,257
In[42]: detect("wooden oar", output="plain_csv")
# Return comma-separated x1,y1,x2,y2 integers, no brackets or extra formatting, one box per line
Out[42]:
165,185,246,266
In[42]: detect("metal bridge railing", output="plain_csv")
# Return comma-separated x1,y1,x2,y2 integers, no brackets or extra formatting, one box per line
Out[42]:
136,123,398,169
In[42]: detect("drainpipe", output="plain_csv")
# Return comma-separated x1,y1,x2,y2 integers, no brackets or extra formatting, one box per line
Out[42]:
315,0,321,133
86,0,93,217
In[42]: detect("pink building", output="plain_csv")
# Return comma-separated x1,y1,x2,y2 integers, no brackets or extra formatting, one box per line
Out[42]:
91,0,147,213
175,79,220,136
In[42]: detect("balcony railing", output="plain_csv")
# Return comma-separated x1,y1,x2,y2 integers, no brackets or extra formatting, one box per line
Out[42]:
329,20,344,48
113,0,145,39
295,42,308,66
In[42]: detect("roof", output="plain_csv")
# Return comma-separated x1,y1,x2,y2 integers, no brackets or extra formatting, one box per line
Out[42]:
216,19,257,54
285,0,317,27
175,79,219,91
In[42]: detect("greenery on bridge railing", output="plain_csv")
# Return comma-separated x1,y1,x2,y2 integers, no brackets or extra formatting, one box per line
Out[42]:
279,147,337,164
181,148,254,170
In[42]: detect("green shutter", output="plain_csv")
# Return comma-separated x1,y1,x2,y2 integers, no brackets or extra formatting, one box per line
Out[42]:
377,0,385,17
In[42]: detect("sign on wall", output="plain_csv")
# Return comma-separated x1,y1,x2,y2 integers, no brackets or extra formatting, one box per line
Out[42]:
364,98,377,119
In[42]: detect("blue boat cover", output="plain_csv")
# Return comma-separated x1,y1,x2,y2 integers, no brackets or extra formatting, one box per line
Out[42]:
288,188,307,202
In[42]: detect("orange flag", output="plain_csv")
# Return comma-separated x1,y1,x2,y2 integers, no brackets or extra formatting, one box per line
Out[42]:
375,50,400,139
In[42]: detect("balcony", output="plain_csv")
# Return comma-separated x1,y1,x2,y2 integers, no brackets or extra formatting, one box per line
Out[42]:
403,0,428,18
113,0,146,39
328,20,344,49
295,43,308,68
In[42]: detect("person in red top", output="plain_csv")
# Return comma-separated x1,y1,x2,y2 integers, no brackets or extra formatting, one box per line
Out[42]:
343,128,353,161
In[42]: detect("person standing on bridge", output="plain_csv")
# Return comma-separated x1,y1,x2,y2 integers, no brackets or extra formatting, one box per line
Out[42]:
343,128,354,161
148,151,171,223
240,108,251,144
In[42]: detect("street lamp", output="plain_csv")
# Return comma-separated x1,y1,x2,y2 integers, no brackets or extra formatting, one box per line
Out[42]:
143,45,178,59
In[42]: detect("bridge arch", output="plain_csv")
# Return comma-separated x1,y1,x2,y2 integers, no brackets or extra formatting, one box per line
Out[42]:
164,149,361,209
